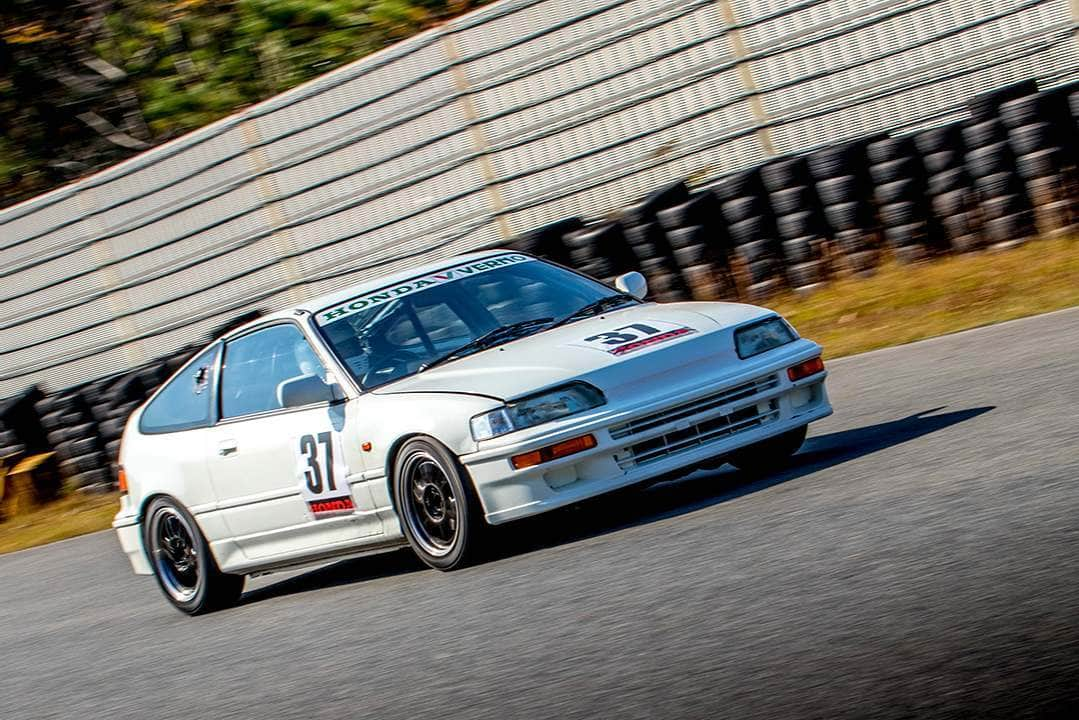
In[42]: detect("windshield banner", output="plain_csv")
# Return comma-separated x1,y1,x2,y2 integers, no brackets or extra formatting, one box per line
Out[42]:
316,253,533,325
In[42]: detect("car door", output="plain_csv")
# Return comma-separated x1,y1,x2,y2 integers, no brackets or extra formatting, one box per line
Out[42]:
205,322,382,561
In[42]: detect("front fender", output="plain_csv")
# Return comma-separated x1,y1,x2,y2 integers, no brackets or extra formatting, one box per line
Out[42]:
347,392,502,479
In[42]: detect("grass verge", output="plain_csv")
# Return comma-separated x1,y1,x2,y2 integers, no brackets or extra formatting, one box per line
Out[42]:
768,237,1079,358
0,491,121,555
1,237,1077,554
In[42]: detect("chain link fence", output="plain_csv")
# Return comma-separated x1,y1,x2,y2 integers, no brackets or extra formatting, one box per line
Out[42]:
1,0,1076,396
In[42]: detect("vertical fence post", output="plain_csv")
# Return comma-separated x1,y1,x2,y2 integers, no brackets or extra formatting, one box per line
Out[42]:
441,31,515,241
241,118,308,305
714,0,777,157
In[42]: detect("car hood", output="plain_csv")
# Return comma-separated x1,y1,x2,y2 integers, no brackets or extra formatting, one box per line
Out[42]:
372,301,774,403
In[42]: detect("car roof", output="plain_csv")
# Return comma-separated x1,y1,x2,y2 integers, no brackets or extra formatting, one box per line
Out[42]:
224,248,519,337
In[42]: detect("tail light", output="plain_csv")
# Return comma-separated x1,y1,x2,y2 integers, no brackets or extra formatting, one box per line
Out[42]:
787,356,825,382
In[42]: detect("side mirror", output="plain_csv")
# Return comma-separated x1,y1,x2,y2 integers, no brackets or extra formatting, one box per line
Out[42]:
614,271,648,300
278,374,336,408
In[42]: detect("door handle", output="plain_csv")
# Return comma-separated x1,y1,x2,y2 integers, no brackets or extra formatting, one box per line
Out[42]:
218,440,238,456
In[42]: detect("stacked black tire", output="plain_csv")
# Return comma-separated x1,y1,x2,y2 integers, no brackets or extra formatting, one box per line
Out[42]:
618,180,692,302
0,386,62,502
29,356,177,491
505,217,584,267
1000,86,1077,238
710,168,786,299
761,156,830,290
0,386,46,460
964,81,1039,248
810,139,880,273
917,123,981,253
868,135,938,262
96,362,173,478
563,222,640,290
37,389,113,490
655,188,733,300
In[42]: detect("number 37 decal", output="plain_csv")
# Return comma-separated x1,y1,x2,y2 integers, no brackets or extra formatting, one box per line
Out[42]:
296,431,354,518
572,320,696,356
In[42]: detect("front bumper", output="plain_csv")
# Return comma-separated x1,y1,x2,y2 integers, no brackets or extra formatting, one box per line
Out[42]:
463,346,832,524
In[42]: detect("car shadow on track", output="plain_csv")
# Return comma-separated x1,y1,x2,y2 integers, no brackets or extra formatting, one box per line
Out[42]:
243,405,993,604
484,405,996,561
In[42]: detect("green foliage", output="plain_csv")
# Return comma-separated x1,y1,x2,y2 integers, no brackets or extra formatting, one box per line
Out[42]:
0,0,488,208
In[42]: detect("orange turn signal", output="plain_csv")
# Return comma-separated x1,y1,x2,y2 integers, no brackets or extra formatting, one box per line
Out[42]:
117,465,128,493
787,356,825,382
511,434,597,470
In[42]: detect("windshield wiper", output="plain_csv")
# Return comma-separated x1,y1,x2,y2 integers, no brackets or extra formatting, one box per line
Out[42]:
548,294,638,330
418,317,555,372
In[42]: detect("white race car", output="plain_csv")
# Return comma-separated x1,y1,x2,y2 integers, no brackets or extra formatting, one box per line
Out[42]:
113,251,832,613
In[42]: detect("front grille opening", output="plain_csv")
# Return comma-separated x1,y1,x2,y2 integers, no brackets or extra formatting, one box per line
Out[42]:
617,399,779,469
609,374,778,441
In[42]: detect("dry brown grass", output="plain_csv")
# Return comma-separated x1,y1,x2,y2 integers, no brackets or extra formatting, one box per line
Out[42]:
0,491,120,555
767,237,1079,358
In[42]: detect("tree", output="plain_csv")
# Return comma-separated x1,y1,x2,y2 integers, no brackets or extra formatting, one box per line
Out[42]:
0,0,488,209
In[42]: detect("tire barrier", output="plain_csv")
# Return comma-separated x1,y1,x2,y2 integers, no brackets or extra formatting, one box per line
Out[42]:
2,78,1077,493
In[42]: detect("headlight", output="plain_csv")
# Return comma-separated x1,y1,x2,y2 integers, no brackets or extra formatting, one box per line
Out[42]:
735,316,796,359
470,383,606,441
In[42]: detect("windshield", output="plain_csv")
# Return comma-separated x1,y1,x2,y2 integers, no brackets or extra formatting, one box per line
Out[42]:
315,254,629,389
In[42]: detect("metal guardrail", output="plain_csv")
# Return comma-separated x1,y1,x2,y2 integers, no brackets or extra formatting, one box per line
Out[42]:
0,0,1076,395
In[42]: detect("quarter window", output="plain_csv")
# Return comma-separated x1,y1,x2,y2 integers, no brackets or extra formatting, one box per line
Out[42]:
220,324,327,419
139,344,220,434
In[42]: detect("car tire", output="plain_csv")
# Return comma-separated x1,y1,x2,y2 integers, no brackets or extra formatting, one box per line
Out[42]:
928,168,968,196
867,136,913,164
776,211,817,240
999,93,1049,129
728,216,767,244
727,425,807,473
965,143,1013,178
787,260,825,289
870,157,917,185
922,150,960,175
880,201,920,227
781,237,815,264
961,119,1005,149
393,437,485,571
709,169,763,202
734,238,775,265
761,157,809,192
1017,147,1065,180
807,141,864,180
932,189,972,218
875,178,918,205
721,197,763,225
981,194,1026,221
833,229,871,256
143,497,244,615
974,171,1022,200
1008,122,1053,156
769,186,812,215
816,175,858,206
914,124,962,156
672,243,709,268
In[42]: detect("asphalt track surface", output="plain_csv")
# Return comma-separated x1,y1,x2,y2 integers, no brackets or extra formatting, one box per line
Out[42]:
3,309,1079,720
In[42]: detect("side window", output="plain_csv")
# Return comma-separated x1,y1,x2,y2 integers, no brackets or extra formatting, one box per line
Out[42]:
220,324,327,419
139,345,220,434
